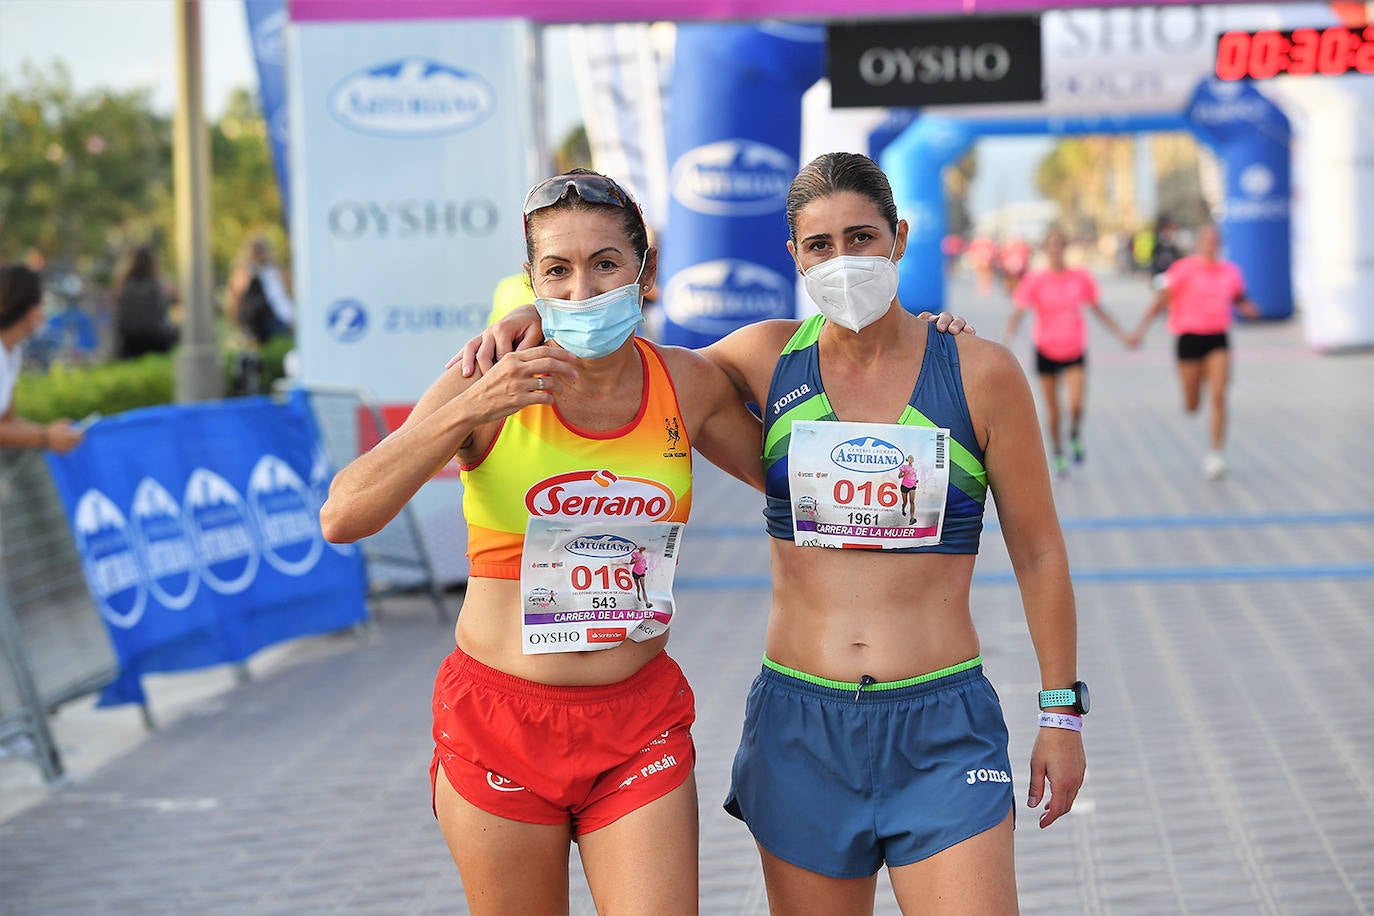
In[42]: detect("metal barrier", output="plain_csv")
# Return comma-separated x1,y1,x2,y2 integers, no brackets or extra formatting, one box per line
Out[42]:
0,449,121,784
289,384,451,622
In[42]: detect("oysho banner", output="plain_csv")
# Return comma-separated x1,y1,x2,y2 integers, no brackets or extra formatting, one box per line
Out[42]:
288,18,540,583
44,395,369,706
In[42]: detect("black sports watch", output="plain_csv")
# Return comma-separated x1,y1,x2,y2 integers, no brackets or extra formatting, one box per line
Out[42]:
1038,681,1090,715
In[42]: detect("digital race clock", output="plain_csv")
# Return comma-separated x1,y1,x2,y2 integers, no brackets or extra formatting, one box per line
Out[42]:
1215,26,1374,80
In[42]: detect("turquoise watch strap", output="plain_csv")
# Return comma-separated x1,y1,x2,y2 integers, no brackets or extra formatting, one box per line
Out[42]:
1039,688,1076,709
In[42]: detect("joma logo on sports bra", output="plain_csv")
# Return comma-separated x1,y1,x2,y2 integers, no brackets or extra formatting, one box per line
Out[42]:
525,470,677,521
771,383,811,416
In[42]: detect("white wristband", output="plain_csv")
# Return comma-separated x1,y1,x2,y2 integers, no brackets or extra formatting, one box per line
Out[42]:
1039,712,1083,732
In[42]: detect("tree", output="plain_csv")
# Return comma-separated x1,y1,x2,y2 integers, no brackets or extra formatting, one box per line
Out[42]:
207,87,285,282
555,124,592,174
0,64,171,281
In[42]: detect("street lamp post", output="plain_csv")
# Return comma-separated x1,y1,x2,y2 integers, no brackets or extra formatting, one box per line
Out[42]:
173,0,224,402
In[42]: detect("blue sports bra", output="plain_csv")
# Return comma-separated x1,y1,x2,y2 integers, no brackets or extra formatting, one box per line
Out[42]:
762,315,987,554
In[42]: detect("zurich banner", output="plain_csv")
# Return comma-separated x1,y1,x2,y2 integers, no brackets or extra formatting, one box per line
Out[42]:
44,393,369,706
660,24,825,348
244,0,291,224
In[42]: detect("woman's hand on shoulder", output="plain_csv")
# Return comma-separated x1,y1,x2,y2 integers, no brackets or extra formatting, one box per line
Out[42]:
457,344,580,426
447,304,546,377
917,310,976,335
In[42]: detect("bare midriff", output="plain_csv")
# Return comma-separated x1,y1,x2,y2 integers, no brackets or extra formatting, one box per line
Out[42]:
766,539,980,683
454,577,668,686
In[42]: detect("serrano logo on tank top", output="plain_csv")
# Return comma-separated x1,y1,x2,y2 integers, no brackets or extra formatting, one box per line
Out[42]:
525,470,677,521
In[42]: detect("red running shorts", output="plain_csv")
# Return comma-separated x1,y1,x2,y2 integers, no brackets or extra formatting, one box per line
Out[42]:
430,646,696,836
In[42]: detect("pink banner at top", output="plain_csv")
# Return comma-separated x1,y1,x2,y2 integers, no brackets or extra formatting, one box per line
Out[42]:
290,0,1228,23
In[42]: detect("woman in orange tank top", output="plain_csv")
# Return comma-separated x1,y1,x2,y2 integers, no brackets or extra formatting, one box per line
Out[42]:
321,171,764,915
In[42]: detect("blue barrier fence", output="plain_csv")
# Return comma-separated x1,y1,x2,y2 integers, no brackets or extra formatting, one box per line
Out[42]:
43,391,370,707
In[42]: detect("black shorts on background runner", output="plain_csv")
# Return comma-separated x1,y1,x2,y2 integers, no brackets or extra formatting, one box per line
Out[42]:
1176,332,1229,361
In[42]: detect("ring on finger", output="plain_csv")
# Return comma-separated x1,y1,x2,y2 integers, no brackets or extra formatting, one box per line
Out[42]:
535,376,545,392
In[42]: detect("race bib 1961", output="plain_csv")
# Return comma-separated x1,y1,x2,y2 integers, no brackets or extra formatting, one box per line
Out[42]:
520,518,683,654
789,420,950,550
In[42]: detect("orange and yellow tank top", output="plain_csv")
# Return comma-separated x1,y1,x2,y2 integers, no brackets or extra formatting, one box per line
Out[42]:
461,337,693,579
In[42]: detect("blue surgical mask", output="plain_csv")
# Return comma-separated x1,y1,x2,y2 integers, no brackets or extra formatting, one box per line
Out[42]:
533,257,646,359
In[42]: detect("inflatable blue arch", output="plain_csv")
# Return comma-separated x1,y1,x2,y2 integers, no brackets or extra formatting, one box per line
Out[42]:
661,25,1292,347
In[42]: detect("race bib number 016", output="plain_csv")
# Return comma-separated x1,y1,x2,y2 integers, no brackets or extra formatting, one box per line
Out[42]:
520,519,683,655
789,420,950,550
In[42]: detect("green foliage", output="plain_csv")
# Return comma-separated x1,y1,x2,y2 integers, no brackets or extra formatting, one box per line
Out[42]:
14,354,175,423
14,336,296,423
209,88,287,283
0,64,172,282
555,124,592,173
0,66,284,290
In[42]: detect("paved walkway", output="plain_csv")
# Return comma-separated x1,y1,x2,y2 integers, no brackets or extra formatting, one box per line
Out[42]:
2,273,1372,914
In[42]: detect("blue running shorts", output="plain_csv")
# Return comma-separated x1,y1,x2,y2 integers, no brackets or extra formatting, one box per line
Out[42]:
724,656,1014,879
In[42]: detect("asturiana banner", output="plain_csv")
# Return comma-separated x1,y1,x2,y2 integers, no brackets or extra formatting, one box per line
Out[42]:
44,392,368,706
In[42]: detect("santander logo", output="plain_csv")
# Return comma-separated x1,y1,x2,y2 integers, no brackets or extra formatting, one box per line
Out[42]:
525,470,676,521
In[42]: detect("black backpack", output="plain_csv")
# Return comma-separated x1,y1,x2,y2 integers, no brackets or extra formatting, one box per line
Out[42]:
238,273,276,344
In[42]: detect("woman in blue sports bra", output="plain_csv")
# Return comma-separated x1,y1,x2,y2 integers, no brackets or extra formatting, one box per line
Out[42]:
457,153,1085,913
701,153,1086,914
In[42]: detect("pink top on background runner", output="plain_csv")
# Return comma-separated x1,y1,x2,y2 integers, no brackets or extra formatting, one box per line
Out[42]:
1162,256,1245,337
1012,268,1099,362
899,464,917,487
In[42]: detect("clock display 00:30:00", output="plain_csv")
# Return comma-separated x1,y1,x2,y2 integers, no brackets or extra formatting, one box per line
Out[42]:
1215,26,1374,80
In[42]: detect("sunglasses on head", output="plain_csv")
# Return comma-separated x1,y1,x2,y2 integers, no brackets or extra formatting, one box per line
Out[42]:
522,173,645,234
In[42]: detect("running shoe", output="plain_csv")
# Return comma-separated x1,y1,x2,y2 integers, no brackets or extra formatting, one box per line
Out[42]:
1053,453,1069,477
1070,435,1084,465
1203,451,1227,480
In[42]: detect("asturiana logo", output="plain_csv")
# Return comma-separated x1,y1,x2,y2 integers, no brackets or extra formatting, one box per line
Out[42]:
184,468,260,595
247,455,324,577
74,489,147,629
830,436,904,473
564,534,636,559
663,260,790,336
130,477,199,612
671,140,794,215
525,470,676,521
252,9,286,67
329,58,494,138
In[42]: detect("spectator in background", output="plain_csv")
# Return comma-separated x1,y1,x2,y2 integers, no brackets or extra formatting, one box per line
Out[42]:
998,234,1032,295
228,235,294,347
1149,216,1183,281
966,234,998,296
113,245,179,359
0,265,83,453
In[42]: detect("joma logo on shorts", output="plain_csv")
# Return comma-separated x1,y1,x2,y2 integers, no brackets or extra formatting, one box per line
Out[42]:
966,768,1012,784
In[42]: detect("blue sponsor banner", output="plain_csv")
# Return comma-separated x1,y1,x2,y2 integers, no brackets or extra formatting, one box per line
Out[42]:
660,23,825,348
245,0,292,224
45,393,368,706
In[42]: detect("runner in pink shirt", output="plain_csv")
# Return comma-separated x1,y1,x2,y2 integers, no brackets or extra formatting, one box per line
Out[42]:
897,455,919,522
1128,223,1260,479
1005,228,1128,476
